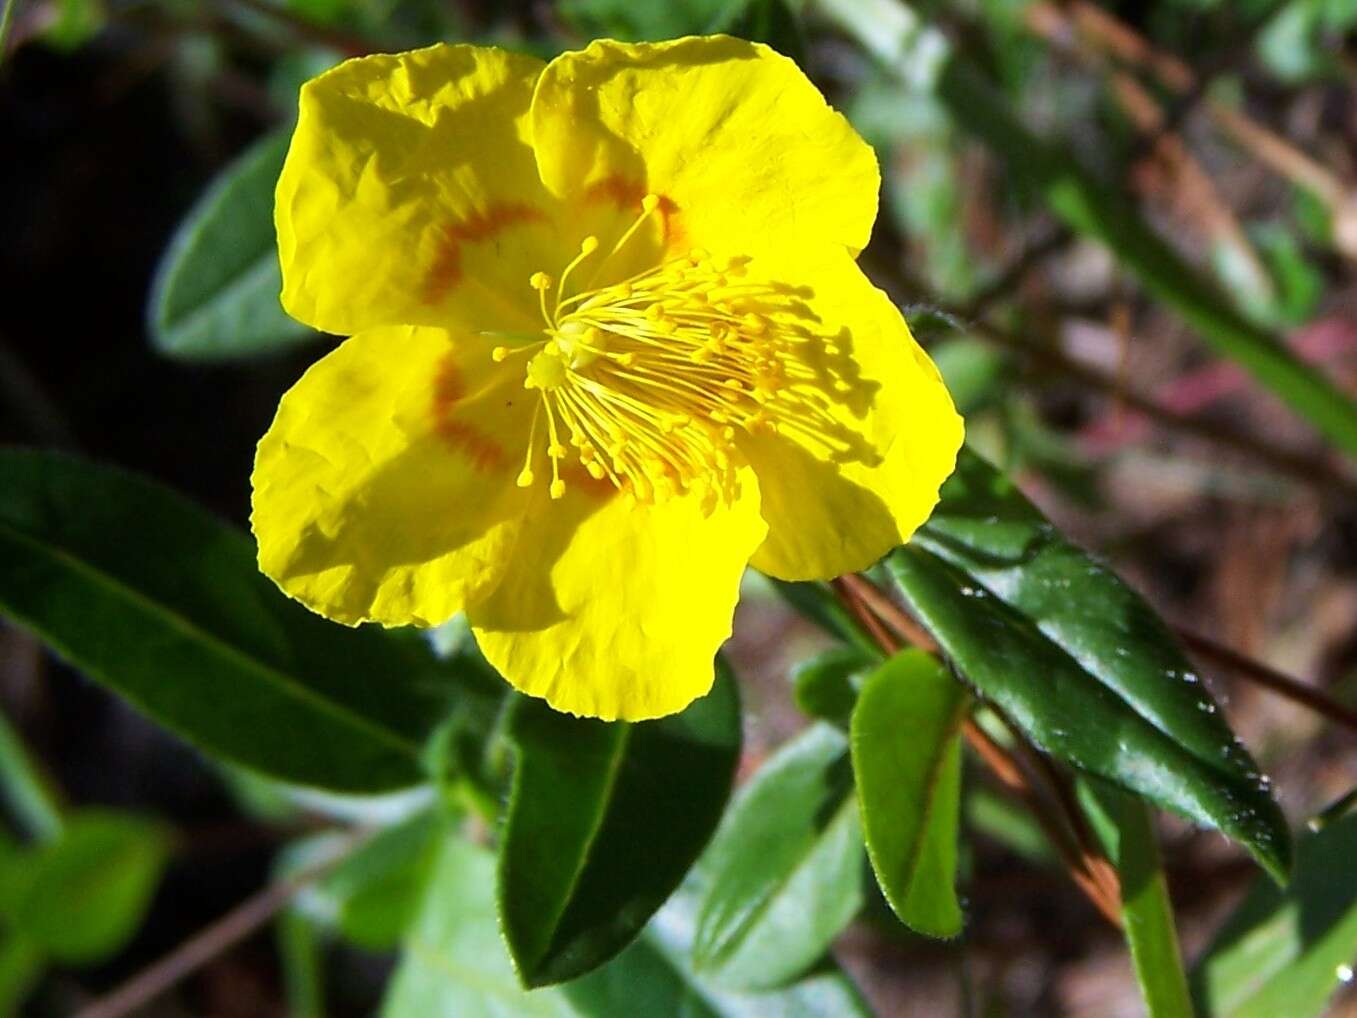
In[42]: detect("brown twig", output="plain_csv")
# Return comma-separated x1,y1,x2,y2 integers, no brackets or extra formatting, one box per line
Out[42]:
73,836,361,1018
833,574,1125,926
1177,628,1357,734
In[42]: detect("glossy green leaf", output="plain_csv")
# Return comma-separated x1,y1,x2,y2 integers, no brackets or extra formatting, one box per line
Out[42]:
792,646,876,726
1192,813,1357,1018
0,450,454,792
9,810,169,964
692,723,863,990
850,650,967,938
888,449,1290,882
1082,781,1194,1018
384,835,875,1018
149,128,315,360
499,664,741,987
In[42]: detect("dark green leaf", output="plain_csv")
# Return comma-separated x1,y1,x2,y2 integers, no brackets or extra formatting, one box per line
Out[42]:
693,724,863,990
792,645,876,725
149,129,315,360
1192,813,1357,1017
0,935,43,1017
10,810,169,964
888,449,1290,881
709,0,806,63
851,650,967,938
499,664,741,986
0,450,455,792
558,0,727,40
278,911,325,1018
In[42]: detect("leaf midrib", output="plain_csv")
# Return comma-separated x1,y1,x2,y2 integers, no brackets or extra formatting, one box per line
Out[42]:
0,521,422,761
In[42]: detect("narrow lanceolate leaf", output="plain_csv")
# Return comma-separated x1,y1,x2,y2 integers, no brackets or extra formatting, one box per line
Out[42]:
1192,812,1357,1018
6,810,170,964
889,449,1290,882
851,650,968,938
149,128,315,360
0,450,453,792
499,663,741,987
1081,781,1194,1018
383,836,875,1018
692,723,863,991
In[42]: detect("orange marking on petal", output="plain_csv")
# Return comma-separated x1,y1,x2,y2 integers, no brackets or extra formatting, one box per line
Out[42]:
431,357,507,473
582,176,683,249
421,203,547,305
561,462,619,501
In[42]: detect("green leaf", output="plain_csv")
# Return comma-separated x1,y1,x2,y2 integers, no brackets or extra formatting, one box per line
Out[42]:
558,0,727,40
692,723,863,990
888,449,1291,882
0,709,62,842
288,811,442,951
709,0,807,63
1082,781,1195,1018
149,128,315,360
499,664,741,987
278,910,325,1018
9,810,169,964
383,837,578,1018
0,449,455,792
850,650,967,938
0,935,43,1017
1192,812,1357,1017
792,645,876,725
384,835,875,1018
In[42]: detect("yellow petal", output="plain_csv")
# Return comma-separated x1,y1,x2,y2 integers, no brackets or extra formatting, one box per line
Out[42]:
739,250,963,580
530,36,879,264
251,326,535,626
277,43,563,336
468,476,767,721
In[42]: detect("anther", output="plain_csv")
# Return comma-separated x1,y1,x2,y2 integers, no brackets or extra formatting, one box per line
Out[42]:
530,272,554,291
641,194,661,213
550,479,566,499
516,468,535,487
492,346,509,362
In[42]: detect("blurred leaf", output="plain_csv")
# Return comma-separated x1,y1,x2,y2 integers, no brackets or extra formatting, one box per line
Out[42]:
289,811,442,951
9,810,169,964
1251,223,1324,326
278,910,325,1018
558,0,727,39
767,579,881,656
965,786,1055,866
384,836,874,1018
0,450,455,792
888,448,1291,882
0,710,61,842
850,650,967,938
149,128,315,360
1192,813,1357,1017
41,0,104,51
692,724,862,990
928,55,1357,460
710,0,806,62
928,336,1010,416
0,935,43,1018
792,645,876,725
1082,781,1194,1018
499,665,741,987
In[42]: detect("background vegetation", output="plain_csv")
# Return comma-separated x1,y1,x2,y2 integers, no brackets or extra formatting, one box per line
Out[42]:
2,0,1357,1015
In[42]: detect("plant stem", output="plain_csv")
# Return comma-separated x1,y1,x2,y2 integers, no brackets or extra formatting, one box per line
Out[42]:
72,832,363,1018
834,573,1125,926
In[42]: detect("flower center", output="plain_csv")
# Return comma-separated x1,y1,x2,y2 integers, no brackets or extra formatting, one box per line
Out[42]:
490,196,839,511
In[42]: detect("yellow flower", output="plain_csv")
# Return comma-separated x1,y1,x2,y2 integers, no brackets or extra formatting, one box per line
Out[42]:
252,36,963,721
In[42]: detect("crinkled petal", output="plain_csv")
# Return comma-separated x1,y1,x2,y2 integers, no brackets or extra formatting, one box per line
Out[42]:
251,326,535,626
739,250,963,580
468,474,767,721
529,36,879,264
277,43,563,336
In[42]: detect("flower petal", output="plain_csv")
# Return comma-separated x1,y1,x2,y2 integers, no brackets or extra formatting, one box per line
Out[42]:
739,250,963,580
530,36,878,263
277,43,563,336
468,476,767,721
251,326,535,626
